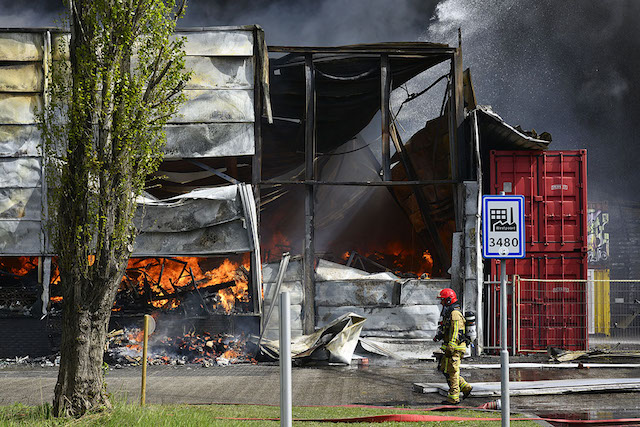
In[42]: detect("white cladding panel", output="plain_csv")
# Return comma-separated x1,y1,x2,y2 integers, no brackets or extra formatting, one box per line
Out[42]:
184,56,253,90
0,94,42,124
170,89,254,123
0,158,41,188
0,187,42,220
0,220,42,254
0,125,41,156
177,30,254,56
0,63,43,92
0,33,43,61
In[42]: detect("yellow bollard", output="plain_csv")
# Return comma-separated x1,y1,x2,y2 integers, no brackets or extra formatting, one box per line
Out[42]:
140,314,150,406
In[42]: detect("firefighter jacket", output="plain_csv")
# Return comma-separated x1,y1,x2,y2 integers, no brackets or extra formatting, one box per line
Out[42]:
440,305,467,354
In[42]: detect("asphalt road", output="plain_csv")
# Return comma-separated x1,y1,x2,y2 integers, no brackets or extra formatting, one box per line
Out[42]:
1,358,640,421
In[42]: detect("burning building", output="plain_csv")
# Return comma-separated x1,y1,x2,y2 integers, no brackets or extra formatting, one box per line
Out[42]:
0,25,577,360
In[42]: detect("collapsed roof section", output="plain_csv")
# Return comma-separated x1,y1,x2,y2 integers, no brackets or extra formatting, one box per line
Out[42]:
263,42,454,178
474,105,551,151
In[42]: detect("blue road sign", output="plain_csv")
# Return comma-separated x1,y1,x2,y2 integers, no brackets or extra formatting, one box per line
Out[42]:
482,195,525,259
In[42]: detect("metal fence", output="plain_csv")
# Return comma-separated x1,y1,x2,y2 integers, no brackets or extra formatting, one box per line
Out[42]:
482,279,517,354
483,275,640,354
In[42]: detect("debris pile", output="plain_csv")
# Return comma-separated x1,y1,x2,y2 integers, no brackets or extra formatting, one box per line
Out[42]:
105,327,257,367
0,355,60,369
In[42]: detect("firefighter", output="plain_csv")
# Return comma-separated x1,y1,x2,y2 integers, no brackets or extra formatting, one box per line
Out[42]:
433,288,472,404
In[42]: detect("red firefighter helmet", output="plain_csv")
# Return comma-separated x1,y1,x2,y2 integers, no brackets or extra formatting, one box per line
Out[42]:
437,288,457,306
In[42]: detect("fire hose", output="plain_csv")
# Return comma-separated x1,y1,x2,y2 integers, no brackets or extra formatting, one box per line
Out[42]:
201,404,640,425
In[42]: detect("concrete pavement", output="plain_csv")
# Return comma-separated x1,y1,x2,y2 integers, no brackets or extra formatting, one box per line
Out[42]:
1,358,640,421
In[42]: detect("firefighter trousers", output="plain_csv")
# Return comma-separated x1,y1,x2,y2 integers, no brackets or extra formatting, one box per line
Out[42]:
438,350,471,402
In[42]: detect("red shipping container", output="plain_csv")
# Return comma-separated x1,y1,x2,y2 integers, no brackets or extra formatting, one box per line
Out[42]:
490,252,588,351
489,150,587,253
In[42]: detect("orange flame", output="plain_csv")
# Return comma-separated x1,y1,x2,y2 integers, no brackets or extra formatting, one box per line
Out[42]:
121,257,250,313
221,348,240,359
0,257,38,276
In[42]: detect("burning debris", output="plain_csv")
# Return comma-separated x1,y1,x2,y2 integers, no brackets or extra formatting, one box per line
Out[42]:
0,257,40,316
105,327,257,367
49,256,252,315
341,249,433,279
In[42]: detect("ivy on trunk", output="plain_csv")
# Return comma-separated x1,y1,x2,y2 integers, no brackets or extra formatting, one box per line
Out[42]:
38,0,190,417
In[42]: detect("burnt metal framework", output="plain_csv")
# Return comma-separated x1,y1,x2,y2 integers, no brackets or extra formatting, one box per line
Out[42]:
255,44,466,334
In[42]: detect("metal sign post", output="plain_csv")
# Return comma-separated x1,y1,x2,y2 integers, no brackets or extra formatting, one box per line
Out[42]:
482,192,525,427
279,291,292,427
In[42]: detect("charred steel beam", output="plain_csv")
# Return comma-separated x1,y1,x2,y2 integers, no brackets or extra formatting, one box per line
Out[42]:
389,123,450,274
447,57,458,185
268,46,456,55
303,53,316,335
251,26,264,316
189,267,213,315
260,180,458,186
187,159,239,185
453,48,465,231
381,54,391,181
147,280,236,302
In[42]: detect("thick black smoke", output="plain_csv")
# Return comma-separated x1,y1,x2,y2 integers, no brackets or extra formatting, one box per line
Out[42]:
1,0,638,200
427,0,640,201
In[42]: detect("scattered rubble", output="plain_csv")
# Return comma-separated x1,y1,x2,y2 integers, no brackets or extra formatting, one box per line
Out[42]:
0,355,60,369
105,327,257,367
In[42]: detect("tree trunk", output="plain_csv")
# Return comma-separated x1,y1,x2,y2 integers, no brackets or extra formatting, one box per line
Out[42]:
53,274,122,417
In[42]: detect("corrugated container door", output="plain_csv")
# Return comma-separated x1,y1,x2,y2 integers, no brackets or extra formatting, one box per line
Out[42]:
491,252,588,351
490,150,587,253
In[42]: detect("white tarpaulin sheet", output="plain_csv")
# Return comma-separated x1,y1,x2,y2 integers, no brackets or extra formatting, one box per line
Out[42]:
261,312,366,364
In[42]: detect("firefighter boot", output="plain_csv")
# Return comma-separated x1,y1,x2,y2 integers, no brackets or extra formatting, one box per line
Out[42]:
441,396,460,405
462,384,473,399
460,378,473,399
